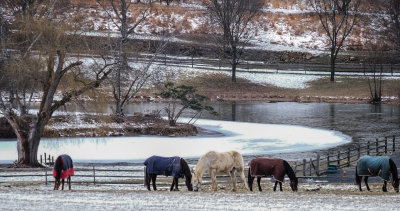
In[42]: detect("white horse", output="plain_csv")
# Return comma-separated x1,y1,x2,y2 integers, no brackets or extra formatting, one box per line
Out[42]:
192,150,249,191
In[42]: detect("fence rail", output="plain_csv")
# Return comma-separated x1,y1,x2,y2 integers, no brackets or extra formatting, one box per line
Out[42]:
1,135,399,186
295,135,398,177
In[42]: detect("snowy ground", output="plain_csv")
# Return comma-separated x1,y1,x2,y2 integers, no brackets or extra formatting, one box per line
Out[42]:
0,182,399,210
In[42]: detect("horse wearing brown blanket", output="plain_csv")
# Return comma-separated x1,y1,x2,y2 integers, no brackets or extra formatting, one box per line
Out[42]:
248,158,298,192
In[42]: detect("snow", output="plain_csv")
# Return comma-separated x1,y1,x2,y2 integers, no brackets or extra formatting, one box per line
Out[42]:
0,183,399,210
0,119,351,163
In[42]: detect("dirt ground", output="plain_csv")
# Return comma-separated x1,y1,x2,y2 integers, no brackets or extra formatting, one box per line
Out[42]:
0,182,399,210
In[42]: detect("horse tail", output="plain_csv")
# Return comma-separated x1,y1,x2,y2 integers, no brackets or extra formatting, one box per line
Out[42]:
355,164,361,185
247,165,252,185
389,158,399,180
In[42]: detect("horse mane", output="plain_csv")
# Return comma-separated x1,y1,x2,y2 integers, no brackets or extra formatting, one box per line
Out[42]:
180,158,192,179
283,160,297,180
389,158,399,181
54,156,64,180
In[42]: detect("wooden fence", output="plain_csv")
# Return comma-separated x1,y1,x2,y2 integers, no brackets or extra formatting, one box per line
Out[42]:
294,135,398,178
1,135,398,186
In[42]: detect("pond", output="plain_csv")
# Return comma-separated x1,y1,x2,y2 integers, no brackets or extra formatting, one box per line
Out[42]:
1,102,399,163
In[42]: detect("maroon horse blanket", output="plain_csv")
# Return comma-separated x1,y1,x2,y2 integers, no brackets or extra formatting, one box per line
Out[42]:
53,154,75,179
249,158,285,182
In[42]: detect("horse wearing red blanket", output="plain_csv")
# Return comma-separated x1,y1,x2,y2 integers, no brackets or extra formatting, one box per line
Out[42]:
53,154,75,190
248,158,298,192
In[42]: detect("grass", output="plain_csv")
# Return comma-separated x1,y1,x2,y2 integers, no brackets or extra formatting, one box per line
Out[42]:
175,73,400,104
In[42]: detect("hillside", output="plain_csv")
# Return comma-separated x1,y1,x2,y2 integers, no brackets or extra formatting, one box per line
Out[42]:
58,0,394,55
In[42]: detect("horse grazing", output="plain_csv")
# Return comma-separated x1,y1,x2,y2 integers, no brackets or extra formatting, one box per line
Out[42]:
248,158,298,192
144,156,193,191
192,150,249,192
356,155,399,192
53,154,75,190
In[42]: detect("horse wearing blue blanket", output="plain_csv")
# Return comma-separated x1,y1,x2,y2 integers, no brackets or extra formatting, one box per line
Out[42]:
356,155,399,192
144,156,193,191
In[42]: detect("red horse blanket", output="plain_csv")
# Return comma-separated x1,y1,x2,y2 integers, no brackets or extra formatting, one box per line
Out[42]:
53,154,75,179
249,158,285,182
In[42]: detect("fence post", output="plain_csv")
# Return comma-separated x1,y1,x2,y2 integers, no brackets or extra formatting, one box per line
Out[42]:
347,148,351,167
44,153,47,165
93,166,96,185
376,138,379,154
45,171,47,186
327,153,330,166
302,159,306,177
393,135,396,152
316,153,320,176
385,137,388,154
191,55,194,68
337,152,340,167
48,155,51,165
367,141,370,155
40,155,43,164
309,158,312,176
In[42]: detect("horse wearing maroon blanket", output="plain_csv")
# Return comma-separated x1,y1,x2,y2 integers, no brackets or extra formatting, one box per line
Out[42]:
53,154,75,190
248,158,298,192
144,156,193,191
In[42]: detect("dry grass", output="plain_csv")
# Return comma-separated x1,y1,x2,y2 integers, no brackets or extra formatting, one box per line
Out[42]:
178,73,299,101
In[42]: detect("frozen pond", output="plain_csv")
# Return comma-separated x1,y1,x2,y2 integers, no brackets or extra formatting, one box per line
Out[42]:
0,119,350,163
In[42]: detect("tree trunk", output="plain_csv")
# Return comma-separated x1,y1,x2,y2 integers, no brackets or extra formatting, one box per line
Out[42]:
231,47,237,83
330,50,336,82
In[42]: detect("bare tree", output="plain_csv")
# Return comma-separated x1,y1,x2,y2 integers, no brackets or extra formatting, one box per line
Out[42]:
388,0,400,52
98,0,167,115
0,3,113,167
203,0,264,82
311,0,361,82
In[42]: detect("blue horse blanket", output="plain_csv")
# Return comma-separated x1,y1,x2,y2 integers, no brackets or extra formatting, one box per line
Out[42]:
357,156,391,181
53,154,74,179
144,156,183,178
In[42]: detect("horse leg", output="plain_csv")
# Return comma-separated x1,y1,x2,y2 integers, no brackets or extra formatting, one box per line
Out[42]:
175,178,179,191
145,173,151,191
273,181,278,191
210,169,218,191
238,170,249,191
152,175,157,191
68,176,71,190
257,177,262,192
279,182,283,191
229,169,237,191
364,177,371,191
382,180,388,192
61,179,65,190
170,178,176,191
248,169,254,191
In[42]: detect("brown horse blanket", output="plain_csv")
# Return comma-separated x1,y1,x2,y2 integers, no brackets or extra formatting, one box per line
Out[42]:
52,154,74,179
249,158,285,182
357,156,391,181
144,156,183,178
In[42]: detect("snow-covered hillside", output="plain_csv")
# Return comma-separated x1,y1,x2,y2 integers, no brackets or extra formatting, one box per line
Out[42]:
63,0,392,54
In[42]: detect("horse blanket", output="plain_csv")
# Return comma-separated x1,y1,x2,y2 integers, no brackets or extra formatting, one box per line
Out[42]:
144,156,183,178
53,154,75,179
249,158,285,182
357,156,391,181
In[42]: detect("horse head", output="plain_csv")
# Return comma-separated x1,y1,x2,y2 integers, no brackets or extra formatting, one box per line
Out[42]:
53,156,64,190
290,178,298,192
192,172,202,192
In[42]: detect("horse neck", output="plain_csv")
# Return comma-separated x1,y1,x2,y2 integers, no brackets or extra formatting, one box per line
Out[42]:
389,159,399,181
283,160,296,181
180,158,191,179
194,159,206,180
55,157,64,179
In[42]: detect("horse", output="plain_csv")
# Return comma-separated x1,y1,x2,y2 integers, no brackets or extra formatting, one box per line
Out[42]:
248,158,298,192
144,155,193,191
53,154,75,190
356,155,399,192
192,150,249,192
